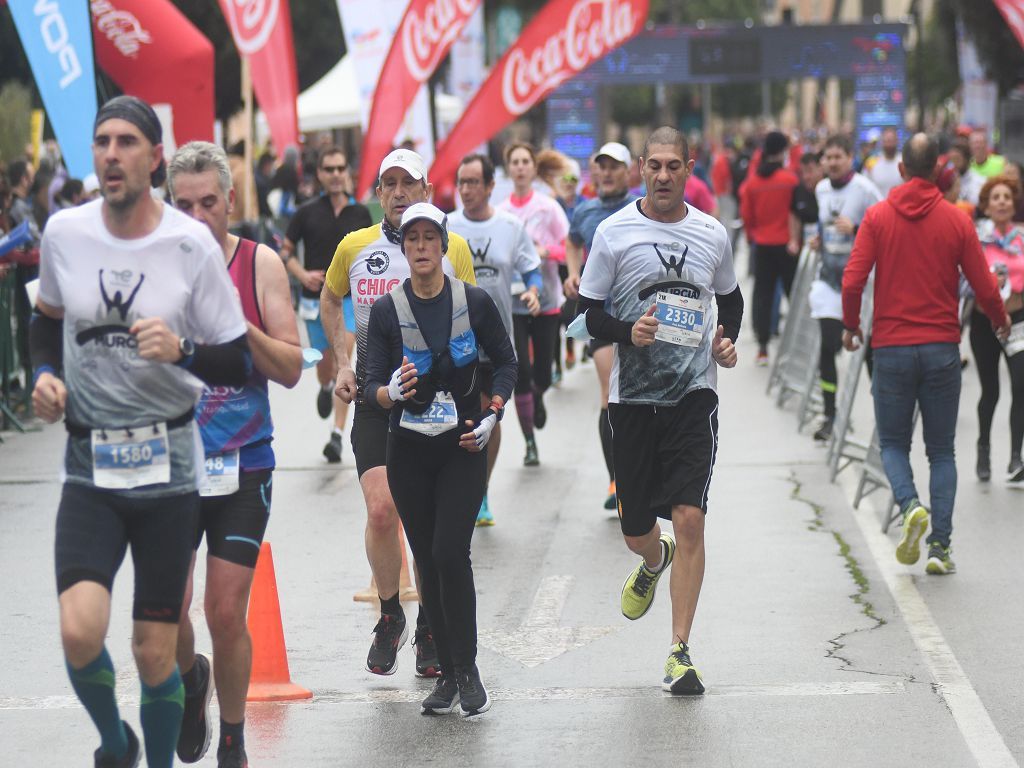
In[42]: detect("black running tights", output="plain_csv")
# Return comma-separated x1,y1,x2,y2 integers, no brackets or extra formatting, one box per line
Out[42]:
513,313,560,395
386,433,487,672
752,244,796,348
969,310,1024,455
819,318,844,419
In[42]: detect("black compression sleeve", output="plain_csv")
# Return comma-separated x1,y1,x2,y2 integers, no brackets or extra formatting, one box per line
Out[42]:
577,296,633,346
716,286,744,343
29,309,62,375
184,335,252,387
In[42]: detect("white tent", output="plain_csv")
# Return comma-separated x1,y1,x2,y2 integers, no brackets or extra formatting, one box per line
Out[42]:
257,55,465,136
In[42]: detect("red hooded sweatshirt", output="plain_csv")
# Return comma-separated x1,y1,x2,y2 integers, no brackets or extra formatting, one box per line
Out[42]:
842,177,1005,347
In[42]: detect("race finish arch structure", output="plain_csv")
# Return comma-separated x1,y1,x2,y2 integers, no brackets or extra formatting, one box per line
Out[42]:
546,22,907,167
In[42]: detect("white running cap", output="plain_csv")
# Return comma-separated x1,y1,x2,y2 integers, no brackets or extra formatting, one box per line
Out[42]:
594,142,631,166
379,148,426,182
400,202,448,252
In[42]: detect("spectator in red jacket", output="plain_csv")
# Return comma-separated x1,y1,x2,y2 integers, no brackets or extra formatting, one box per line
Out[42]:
842,133,1010,577
740,131,799,364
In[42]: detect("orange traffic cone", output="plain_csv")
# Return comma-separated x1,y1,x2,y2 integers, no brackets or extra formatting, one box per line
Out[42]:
353,523,419,603
246,542,312,702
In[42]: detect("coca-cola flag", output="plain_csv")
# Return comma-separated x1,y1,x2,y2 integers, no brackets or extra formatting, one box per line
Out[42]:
91,0,214,144
994,0,1024,52
429,0,648,196
218,0,300,154
356,0,482,198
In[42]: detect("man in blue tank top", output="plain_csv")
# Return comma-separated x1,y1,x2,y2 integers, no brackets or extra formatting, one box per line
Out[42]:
168,142,303,768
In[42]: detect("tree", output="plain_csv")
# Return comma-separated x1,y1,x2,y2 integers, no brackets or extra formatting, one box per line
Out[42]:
950,0,1024,95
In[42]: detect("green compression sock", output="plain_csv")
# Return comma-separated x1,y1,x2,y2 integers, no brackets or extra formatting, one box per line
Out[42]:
140,667,185,768
66,647,128,759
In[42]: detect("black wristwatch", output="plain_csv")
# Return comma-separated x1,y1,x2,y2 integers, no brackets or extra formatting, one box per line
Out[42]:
177,336,196,366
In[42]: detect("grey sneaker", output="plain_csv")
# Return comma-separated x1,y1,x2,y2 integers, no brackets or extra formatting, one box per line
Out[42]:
455,664,490,716
421,675,460,715
925,542,956,575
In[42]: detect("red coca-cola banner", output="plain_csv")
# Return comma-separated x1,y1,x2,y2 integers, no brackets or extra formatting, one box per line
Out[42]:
429,0,648,196
218,0,300,154
994,0,1024,52
91,0,214,143
356,0,482,198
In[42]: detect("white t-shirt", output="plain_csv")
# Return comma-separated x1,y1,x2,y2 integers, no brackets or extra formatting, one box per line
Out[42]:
866,154,903,197
810,174,883,320
447,208,540,337
579,201,738,405
38,199,248,495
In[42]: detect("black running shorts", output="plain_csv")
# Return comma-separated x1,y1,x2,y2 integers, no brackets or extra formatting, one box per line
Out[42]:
351,402,389,478
196,469,272,568
608,388,719,537
55,483,199,622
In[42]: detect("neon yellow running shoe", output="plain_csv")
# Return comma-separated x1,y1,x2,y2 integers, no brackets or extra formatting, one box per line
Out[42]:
663,641,705,695
896,500,929,565
620,534,675,620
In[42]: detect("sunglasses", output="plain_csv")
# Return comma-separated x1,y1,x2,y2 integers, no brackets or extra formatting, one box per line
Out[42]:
321,164,347,174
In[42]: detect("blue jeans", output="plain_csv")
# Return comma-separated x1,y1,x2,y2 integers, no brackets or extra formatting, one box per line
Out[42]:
871,343,961,547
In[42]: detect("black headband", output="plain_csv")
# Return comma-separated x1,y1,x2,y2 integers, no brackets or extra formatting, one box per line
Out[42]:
94,95,167,187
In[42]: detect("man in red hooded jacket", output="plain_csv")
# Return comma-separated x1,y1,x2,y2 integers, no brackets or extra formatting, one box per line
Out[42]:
842,133,1010,576
740,131,799,365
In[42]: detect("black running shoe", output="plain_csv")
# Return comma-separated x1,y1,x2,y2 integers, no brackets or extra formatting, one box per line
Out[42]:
421,675,460,715
413,626,441,677
534,391,547,429
323,432,342,463
95,722,140,768
523,437,539,467
366,612,409,675
455,664,490,716
217,738,248,768
316,387,333,419
176,653,212,763
813,417,833,443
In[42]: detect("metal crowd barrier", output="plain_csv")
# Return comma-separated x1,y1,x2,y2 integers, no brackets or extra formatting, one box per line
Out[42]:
826,279,874,480
0,268,26,435
768,247,823,433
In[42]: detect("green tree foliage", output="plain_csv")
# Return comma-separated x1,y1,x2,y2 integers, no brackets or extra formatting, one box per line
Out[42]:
950,0,1024,95
649,0,761,24
905,1,960,118
0,82,33,165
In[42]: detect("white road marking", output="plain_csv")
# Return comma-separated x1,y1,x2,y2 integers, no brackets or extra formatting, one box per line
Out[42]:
478,575,618,667
845,486,1019,768
0,681,906,710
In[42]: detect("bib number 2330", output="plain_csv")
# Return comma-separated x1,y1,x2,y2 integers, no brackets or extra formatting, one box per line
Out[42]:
654,292,704,347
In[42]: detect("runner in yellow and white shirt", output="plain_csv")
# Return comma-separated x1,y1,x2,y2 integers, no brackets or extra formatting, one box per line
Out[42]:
320,149,475,680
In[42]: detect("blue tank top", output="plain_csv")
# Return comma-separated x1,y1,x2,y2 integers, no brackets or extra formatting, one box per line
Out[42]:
195,239,274,470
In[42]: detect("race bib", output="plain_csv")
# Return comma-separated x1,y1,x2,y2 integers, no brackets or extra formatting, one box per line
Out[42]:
298,296,320,321
198,449,240,497
1005,321,1024,357
92,423,171,490
654,292,705,347
823,224,853,255
400,391,459,436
